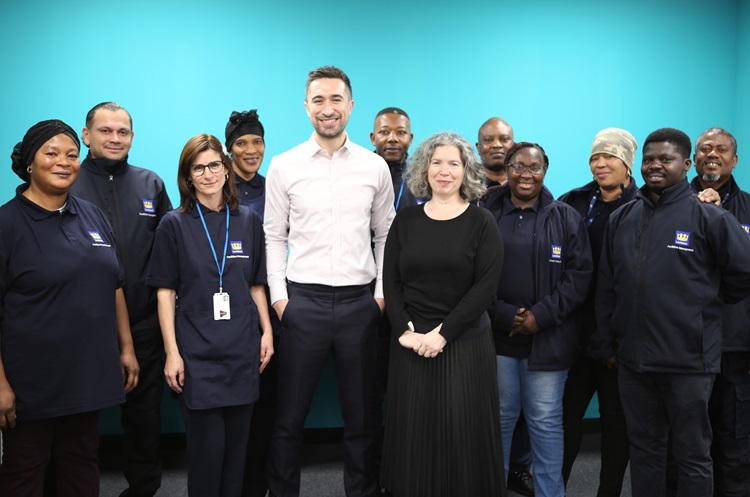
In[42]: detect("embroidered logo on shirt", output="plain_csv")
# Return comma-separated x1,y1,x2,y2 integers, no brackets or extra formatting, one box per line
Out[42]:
551,245,562,260
674,231,691,247
142,199,155,213
742,224,750,234
230,241,244,254
88,231,111,247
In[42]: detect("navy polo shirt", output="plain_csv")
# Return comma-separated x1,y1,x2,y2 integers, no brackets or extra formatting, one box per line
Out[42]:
235,173,266,219
147,203,266,409
0,186,126,420
495,194,537,358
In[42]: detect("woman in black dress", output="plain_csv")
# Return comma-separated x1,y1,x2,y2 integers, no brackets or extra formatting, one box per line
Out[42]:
381,131,505,497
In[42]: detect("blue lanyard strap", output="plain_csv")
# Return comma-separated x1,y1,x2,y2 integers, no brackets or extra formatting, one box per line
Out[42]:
584,190,600,228
395,181,405,211
196,203,230,292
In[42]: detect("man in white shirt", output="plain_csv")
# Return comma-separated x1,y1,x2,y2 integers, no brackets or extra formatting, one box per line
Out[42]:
264,66,396,497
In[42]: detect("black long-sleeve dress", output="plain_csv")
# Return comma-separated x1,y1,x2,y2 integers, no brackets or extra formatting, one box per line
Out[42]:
381,203,506,497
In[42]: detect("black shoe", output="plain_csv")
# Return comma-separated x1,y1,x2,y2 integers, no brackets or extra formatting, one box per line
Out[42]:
507,470,535,496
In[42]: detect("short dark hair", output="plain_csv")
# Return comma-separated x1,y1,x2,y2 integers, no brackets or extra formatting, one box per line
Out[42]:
698,127,737,156
376,107,409,120
306,66,352,99
643,128,692,159
85,102,133,129
504,141,550,169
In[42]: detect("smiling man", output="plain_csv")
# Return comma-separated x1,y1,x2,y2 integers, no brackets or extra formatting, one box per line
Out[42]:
690,127,750,497
370,107,418,211
591,128,750,497
70,102,172,497
264,66,395,497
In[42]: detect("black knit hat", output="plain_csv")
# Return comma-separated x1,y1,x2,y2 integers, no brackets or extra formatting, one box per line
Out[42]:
225,109,264,152
11,119,80,182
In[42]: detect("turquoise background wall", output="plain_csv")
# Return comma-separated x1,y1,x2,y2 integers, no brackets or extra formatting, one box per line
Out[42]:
1,0,748,432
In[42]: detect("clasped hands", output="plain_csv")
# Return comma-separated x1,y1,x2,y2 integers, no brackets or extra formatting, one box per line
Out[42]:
399,323,446,359
509,308,540,337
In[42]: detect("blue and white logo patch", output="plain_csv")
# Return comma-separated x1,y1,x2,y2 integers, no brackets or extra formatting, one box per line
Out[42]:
742,224,750,234
89,231,104,243
230,241,244,254
142,199,155,213
551,245,562,260
674,231,691,247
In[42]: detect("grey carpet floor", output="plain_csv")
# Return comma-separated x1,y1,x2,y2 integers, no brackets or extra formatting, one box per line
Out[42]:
100,433,631,496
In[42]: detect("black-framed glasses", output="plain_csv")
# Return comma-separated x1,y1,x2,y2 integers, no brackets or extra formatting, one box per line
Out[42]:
507,163,546,175
191,160,224,176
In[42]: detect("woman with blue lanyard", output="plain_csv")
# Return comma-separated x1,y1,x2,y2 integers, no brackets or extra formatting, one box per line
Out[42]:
558,129,639,497
147,134,273,497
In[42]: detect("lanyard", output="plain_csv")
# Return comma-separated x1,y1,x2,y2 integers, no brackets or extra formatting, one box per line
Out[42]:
395,181,405,211
584,190,600,228
196,203,230,292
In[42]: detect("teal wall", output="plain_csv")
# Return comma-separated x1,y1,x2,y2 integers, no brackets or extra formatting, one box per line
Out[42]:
1,0,748,432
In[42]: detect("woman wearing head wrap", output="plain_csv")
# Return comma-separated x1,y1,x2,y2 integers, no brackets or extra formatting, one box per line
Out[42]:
224,109,280,497
225,109,267,217
484,142,593,497
0,120,139,496
558,128,639,497
147,134,273,497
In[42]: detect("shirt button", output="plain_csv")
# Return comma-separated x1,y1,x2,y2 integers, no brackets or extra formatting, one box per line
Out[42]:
519,215,523,219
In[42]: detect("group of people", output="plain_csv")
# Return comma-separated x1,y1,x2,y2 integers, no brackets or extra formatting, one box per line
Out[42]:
0,64,748,497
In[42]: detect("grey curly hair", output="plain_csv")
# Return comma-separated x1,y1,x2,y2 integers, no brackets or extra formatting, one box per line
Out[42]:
405,131,486,202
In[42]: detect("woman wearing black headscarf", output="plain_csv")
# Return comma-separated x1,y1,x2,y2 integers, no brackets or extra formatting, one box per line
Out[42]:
0,119,138,497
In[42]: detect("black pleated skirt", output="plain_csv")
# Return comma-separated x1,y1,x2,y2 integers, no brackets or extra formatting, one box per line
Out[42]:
380,318,506,497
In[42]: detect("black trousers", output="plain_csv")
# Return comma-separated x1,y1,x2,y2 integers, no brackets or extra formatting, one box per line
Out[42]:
709,352,750,497
181,401,254,497
241,332,280,497
0,411,101,497
619,365,715,497
562,355,629,497
267,282,381,497
120,310,165,497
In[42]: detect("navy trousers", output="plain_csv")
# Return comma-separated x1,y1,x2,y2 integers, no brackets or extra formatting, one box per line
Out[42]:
267,282,381,497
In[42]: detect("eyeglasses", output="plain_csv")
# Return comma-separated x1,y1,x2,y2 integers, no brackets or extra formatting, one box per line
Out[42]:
507,163,546,175
191,160,224,176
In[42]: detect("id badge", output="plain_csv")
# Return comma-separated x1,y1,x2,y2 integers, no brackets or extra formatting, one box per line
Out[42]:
213,292,231,320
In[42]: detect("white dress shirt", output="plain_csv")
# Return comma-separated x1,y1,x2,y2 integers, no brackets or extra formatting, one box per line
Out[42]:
264,133,396,303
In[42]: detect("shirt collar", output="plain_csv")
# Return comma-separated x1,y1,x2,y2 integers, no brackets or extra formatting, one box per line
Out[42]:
304,133,352,160
15,184,78,220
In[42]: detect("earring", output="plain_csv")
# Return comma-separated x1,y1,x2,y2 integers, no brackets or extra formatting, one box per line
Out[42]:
187,179,193,188
26,166,32,174
225,174,229,181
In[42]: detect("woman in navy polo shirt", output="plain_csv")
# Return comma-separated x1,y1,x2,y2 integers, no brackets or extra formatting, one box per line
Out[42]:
147,134,273,497
0,119,139,496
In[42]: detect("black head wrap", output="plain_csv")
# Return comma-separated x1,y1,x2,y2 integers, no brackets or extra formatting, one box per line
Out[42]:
11,119,80,182
225,109,264,152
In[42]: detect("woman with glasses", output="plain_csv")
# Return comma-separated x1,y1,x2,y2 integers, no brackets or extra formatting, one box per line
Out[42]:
147,134,273,497
484,142,592,497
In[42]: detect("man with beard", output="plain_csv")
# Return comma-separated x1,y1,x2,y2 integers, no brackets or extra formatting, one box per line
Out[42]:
476,117,515,187
689,127,750,497
592,128,750,497
71,102,172,497
265,66,395,497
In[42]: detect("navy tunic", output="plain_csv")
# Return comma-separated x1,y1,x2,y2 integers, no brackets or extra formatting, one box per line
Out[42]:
147,204,265,409
0,186,126,420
